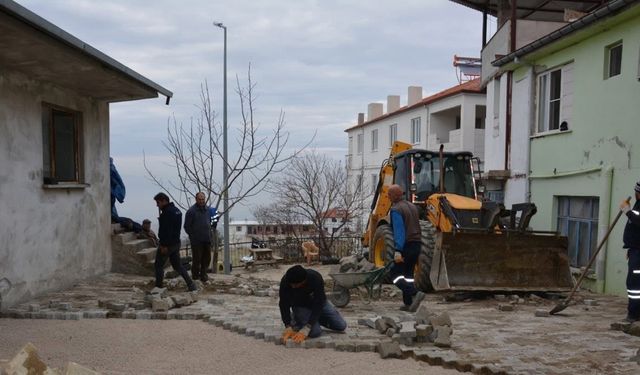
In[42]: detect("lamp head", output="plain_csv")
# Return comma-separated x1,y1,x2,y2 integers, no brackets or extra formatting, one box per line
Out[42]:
213,22,225,28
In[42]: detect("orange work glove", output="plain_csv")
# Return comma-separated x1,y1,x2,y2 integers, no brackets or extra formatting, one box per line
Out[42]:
394,251,404,264
292,326,311,344
281,326,295,342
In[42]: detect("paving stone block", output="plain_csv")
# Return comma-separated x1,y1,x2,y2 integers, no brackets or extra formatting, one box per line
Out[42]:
382,316,399,332
415,324,432,337
628,322,640,337
610,321,631,332
83,311,107,319
399,321,417,338
434,326,452,348
583,299,599,306
151,312,168,320
355,341,377,352
334,342,355,352
132,302,147,310
152,299,170,312
48,299,61,308
122,311,137,319
106,302,126,312
172,295,188,307
28,304,40,312
375,317,389,333
59,302,72,311
136,311,152,320
498,304,514,312
150,287,168,297
386,327,396,337
415,305,432,324
254,290,269,297
534,309,549,317
429,312,452,327
254,330,265,339
378,341,402,359
358,316,378,329
66,312,83,320
391,334,413,346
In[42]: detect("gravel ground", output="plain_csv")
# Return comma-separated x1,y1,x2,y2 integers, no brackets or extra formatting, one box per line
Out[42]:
0,319,457,375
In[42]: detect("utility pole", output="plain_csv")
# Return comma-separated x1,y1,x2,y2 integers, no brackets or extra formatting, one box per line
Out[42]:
213,21,230,274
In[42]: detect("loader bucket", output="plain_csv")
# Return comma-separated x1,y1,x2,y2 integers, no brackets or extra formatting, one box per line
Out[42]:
430,231,574,292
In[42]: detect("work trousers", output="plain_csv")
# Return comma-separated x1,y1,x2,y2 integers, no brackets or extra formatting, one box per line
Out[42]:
390,241,421,306
291,301,347,338
627,248,640,319
191,242,211,280
155,244,194,289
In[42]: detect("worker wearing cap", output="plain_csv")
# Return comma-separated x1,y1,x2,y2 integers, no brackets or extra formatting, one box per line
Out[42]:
279,265,346,344
388,184,425,312
620,181,640,322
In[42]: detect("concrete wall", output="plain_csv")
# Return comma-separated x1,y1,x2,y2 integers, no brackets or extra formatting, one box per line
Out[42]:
520,13,640,296
0,69,111,309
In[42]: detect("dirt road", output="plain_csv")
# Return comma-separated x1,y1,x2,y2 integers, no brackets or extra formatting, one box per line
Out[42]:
0,319,457,375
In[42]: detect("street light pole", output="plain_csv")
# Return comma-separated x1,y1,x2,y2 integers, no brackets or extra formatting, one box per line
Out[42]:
214,21,230,275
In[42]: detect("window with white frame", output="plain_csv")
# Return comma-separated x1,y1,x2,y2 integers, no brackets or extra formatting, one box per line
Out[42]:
389,124,397,146
356,133,363,154
557,196,599,268
606,41,622,79
537,68,562,133
411,117,421,144
371,129,378,151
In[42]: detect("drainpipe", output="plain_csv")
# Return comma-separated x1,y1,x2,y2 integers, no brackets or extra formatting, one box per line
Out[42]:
596,165,614,293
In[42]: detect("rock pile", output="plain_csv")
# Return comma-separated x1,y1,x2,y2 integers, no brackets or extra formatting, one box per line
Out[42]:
1,343,99,374
338,255,376,273
361,305,454,359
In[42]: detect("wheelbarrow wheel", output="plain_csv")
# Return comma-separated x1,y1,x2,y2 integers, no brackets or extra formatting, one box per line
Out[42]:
330,285,350,307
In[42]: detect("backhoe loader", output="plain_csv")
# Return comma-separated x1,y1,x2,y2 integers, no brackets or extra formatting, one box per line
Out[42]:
362,141,573,292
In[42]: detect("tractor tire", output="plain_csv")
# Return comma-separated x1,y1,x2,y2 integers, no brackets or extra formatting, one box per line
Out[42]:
414,220,436,293
371,224,396,283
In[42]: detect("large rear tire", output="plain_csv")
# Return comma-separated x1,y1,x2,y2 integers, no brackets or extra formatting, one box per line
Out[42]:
414,220,436,293
371,224,396,283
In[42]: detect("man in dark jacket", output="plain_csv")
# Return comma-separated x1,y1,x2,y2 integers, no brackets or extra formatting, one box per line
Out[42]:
620,182,640,322
388,184,425,312
279,265,346,344
153,192,196,292
184,192,214,282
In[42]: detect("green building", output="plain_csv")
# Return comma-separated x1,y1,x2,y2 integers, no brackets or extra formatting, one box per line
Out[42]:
494,1,640,295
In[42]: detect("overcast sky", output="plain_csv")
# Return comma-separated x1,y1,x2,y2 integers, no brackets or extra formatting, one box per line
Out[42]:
17,0,491,223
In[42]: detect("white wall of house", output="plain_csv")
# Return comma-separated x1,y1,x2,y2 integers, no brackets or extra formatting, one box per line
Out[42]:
0,69,111,308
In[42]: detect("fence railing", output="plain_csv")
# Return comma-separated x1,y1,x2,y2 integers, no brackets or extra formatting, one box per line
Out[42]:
210,236,365,268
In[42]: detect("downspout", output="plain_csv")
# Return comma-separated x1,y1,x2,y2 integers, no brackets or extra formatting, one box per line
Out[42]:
596,165,614,293
504,1,517,171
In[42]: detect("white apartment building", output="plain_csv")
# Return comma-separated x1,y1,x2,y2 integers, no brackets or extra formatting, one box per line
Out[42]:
345,80,486,230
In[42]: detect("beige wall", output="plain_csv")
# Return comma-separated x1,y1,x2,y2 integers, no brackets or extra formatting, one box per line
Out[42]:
0,68,111,309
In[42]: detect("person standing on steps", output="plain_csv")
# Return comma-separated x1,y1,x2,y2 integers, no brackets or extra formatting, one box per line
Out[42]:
388,184,425,312
153,192,196,292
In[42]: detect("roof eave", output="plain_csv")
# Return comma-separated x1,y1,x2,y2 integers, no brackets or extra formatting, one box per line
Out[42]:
0,0,173,103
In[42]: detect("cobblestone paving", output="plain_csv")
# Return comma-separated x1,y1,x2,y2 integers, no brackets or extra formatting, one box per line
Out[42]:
2,272,640,374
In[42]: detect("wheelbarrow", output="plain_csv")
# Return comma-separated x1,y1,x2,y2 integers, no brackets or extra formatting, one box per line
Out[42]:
328,262,394,307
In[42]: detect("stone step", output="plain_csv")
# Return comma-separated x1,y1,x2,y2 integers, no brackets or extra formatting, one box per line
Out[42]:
115,231,137,245
137,247,157,263
124,239,152,255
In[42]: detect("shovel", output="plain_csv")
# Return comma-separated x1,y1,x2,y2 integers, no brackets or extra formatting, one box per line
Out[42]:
550,196,631,315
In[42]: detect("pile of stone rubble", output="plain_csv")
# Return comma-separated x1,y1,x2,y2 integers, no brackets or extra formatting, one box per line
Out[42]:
337,255,376,273
1,343,98,375
359,305,453,359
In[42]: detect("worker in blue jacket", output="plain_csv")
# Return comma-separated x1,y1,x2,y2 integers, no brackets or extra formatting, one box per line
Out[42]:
620,181,640,322
388,184,425,312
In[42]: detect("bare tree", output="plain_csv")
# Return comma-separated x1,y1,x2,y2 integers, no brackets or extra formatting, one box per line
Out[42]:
144,66,309,214
264,151,362,258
